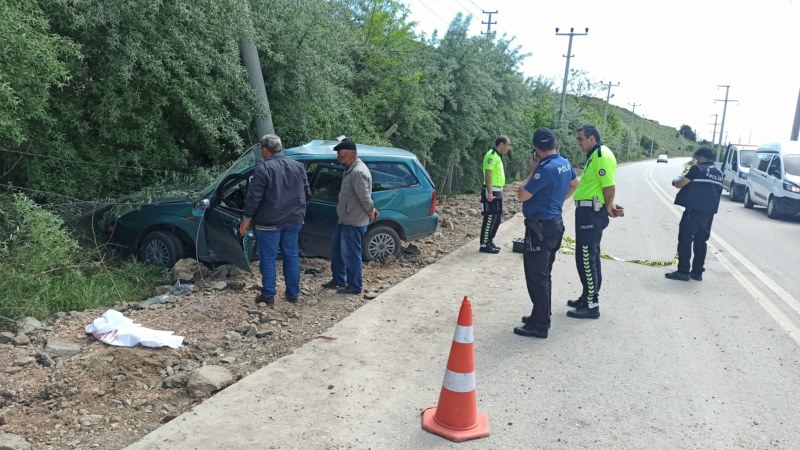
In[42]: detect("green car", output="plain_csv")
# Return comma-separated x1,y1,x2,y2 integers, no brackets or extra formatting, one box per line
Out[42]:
105,140,439,270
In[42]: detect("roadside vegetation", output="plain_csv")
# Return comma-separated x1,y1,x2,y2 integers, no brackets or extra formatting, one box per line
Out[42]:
0,0,699,322
0,194,169,328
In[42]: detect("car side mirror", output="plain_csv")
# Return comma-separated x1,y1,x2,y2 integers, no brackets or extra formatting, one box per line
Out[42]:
194,198,211,210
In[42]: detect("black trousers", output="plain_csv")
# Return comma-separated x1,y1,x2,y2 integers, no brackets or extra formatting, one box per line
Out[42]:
480,188,503,246
677,209,714,274
574,207,609,307
523,217,565,330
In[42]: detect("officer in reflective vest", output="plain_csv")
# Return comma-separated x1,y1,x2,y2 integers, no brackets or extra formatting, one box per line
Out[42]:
567,125,624,320
666,147,724,281
514,128,579,339
479,136,511,253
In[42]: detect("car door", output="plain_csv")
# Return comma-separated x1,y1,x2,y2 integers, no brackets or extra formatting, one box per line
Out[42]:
723,147,736,190
766,155,783,197
202,173,254,271
299,162,344,258
749,153,773,205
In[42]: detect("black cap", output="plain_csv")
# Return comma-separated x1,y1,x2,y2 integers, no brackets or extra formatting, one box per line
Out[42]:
532,127,556,150
333,139,357,152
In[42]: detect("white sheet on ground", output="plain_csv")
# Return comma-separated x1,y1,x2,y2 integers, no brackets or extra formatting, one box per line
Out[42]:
85,309,184,348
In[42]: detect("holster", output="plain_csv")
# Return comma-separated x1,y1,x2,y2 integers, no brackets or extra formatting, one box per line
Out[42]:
524,214,544,252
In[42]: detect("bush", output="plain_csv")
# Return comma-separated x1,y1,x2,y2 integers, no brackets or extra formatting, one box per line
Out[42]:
0,193,168,329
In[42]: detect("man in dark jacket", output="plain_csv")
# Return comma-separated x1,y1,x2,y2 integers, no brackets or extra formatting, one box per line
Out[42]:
666,147,724,281
239,134,311,306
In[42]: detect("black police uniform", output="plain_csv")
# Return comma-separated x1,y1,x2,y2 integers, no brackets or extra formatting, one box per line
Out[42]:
673,161,724,276
517,154,576,336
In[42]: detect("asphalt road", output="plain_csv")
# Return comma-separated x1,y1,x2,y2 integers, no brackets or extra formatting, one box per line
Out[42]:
128,158,800,450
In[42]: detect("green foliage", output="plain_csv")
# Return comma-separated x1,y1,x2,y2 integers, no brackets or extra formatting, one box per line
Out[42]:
0,0,78,147
0,193,168,327
679,124,697,141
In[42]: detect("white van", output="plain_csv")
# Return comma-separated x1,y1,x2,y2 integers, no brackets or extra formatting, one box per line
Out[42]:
743,141,800,219
720,144,758,201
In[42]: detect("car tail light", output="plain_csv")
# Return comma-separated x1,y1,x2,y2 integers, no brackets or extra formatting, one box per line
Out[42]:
429,189,437,216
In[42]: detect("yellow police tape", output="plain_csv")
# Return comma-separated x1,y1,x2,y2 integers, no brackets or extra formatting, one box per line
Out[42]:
559,236,677,267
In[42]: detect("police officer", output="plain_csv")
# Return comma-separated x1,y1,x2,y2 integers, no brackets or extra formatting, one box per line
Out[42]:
479,136,511,253
666,147,723,281
514,128,578,339
567,125,624,320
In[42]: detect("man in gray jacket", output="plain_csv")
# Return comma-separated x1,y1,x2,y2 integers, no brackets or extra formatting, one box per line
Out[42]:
321,139,379,294
240,134,311,306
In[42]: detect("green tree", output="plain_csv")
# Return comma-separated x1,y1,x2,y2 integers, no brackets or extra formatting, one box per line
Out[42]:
0,0,77,147
679,124,697,141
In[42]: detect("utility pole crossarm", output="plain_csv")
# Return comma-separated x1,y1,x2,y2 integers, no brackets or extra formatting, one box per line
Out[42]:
481,11,498,35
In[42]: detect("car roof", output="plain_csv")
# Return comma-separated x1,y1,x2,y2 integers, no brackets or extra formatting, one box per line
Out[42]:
284,140,417,159
757,141,800,155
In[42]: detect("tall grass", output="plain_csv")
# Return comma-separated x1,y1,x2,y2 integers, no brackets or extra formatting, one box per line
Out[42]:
0,193,168,329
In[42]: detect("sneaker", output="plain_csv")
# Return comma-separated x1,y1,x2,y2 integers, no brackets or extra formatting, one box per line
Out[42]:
254,294,274,307
690,273,703,281
479,246,500,254
567,306,600,319
665,271,690,281
336,286,362,295
513,325,548,339
321,280,345,289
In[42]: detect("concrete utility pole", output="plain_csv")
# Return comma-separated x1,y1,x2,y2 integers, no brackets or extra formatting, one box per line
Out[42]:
792,87,800,141
240,37,275,137
714,85,737,161
481,11,498,35
600,81,620,137
709,113,719,154
626,102,640,159
555,27,589,127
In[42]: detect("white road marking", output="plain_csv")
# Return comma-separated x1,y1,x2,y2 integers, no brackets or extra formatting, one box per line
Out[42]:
644,165,800,346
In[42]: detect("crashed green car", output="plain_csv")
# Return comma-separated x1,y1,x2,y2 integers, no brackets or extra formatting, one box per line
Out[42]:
104,140,439,270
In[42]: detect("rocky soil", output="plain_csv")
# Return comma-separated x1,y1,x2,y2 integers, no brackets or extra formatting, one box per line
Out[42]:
0,186,523,450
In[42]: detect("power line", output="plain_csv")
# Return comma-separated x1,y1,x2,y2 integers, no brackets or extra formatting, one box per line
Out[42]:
0,148,193,175
413,0,451,29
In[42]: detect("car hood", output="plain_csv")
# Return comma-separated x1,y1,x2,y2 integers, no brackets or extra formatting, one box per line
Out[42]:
785,173,800,185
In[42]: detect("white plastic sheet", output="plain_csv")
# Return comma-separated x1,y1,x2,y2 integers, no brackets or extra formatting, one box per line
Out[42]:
85,310,184,348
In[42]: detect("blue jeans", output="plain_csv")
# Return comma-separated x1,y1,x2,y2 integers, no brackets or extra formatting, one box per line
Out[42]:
256,223,302,299
330,223,367,292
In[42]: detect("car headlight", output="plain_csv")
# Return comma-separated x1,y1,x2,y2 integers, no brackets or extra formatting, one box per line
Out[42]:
738,172,748,179
783,182,800,193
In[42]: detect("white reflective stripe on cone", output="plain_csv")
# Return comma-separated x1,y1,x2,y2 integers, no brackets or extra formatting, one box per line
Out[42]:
452,325,473,344
442,370,476,393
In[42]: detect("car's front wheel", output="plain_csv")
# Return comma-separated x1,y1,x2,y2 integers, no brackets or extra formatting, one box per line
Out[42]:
743,189,755,209
139,230,185,268
362,225,401,262
729,182,742,201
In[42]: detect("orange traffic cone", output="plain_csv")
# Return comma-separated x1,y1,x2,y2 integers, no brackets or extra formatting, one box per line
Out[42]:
421,296,490,442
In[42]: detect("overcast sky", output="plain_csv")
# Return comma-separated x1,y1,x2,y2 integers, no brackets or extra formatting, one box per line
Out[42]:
405,0,799,145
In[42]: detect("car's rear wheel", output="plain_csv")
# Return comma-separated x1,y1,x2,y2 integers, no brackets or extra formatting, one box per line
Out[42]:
362,225,400,262
767,196,781,219
743,189,755,209
139,230,185,268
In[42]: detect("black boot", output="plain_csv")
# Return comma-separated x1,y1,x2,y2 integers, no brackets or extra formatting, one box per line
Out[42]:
566,306,600,319
513,325,548,339
665,271,690,281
